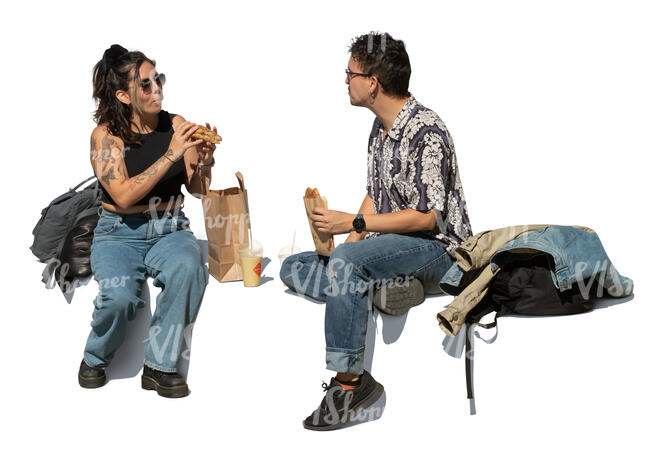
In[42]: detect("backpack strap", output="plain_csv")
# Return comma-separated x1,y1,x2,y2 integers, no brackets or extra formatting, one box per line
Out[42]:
74,206,101,225
464,322,477,415
475,312,498,330
71,176,97,192
463,314,501,416
473,312,500,344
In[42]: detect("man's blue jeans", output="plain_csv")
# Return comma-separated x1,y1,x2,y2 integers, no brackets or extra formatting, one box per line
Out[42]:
279,234,454,375
84,207,207,373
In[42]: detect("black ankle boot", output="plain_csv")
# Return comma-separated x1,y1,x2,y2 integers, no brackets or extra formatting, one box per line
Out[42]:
141,365,189,398
78,359,106,389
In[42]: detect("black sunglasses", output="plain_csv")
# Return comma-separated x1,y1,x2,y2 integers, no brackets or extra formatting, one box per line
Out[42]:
139,73,166,93
345,68,372,80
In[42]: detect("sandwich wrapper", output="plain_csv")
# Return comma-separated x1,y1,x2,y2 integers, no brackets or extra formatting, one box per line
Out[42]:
303,188,335,256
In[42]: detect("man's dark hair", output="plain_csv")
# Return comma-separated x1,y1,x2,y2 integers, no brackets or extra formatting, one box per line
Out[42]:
348,32,411,98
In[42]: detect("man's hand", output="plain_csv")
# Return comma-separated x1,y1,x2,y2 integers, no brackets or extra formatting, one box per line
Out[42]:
345,232,365,243
310,207,355,235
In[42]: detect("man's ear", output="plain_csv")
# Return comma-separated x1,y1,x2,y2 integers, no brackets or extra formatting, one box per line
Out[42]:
115,89,131,105
369,75,381,97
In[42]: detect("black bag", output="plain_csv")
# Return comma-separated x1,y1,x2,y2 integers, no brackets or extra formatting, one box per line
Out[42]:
460,253,599,414
30,176,102,291
467,253,595,323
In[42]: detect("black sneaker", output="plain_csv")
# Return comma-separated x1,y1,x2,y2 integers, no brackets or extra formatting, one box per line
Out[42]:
78,359,106,389
141,365,189,398
372,277,425,316
303,370,385,431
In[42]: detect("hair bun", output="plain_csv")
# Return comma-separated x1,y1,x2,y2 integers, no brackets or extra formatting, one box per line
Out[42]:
101,44,128,75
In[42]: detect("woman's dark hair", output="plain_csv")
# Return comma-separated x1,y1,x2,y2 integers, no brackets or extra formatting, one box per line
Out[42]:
92,44,157,144
349,32,411,98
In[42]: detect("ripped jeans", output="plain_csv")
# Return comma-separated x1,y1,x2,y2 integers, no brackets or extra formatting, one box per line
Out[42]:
84,206,207,373
280,234,453,375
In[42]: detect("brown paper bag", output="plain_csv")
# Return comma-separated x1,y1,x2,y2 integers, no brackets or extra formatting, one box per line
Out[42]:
303,187,335,256
201,172,251,282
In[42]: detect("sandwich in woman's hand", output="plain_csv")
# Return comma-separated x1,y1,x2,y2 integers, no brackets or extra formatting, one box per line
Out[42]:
192,125,222,144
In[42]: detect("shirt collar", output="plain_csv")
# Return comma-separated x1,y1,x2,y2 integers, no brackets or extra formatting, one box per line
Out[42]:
377,95,417,142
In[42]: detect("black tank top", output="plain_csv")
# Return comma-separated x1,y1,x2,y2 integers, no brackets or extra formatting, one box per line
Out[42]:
98,110,186,206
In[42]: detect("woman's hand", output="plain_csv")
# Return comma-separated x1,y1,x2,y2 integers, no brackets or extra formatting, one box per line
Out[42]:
196,122,217,165
310,207,355,235
167,121,202,162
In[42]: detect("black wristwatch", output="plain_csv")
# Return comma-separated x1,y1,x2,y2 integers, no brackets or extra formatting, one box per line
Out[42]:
352,214,366,234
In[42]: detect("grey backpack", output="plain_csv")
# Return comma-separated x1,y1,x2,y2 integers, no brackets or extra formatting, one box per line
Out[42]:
30,176,102,291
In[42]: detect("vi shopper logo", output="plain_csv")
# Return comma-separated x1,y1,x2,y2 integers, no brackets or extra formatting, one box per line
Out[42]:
287,257,417,310
310,382,383,427
145,197,191,233
201,196,250,246
573,259,631,298
144,323,195,364
366,32,388,53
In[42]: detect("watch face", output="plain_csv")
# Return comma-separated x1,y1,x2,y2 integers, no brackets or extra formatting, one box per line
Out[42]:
353,215,364,232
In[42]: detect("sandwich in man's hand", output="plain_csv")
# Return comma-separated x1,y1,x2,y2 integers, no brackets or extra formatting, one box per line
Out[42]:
303,187,335,256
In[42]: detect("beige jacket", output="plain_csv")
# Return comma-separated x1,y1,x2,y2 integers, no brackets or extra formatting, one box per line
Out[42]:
437,224,594,336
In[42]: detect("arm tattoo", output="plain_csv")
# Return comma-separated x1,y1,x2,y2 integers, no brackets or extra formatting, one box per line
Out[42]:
95,133,124,186
117,161,128,179
99,134,117,167
101,167,118,186
133,159,164,185
101,134,116,151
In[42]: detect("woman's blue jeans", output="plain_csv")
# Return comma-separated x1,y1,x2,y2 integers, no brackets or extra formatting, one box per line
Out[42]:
84,206,207,373
279,234,454,375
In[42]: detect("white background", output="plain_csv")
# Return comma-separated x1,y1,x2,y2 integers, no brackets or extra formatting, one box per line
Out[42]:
1,0,648,452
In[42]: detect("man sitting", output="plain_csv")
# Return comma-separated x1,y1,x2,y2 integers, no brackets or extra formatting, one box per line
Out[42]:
280,32,473,430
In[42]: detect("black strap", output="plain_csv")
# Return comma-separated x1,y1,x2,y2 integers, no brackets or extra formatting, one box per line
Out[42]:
73,206,100,225
71,176,96,192
475,312,498,330
465,322,473,400
464,323,478,415
91,179,100,200
464,315,500,415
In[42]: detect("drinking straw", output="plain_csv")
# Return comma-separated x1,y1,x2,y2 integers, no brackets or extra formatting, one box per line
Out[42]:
248,221,254,252
239,172,254,251
290,229,296,255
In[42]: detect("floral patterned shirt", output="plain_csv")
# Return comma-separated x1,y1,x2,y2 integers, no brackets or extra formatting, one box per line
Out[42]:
366,96,473,256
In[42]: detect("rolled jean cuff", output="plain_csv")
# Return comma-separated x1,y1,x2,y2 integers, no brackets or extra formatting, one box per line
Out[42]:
325,347,365,375
143,359,177,374
83,352,108,369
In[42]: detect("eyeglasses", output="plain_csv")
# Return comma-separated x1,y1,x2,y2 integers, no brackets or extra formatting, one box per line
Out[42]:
345,68,372,81
139,73,166,93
